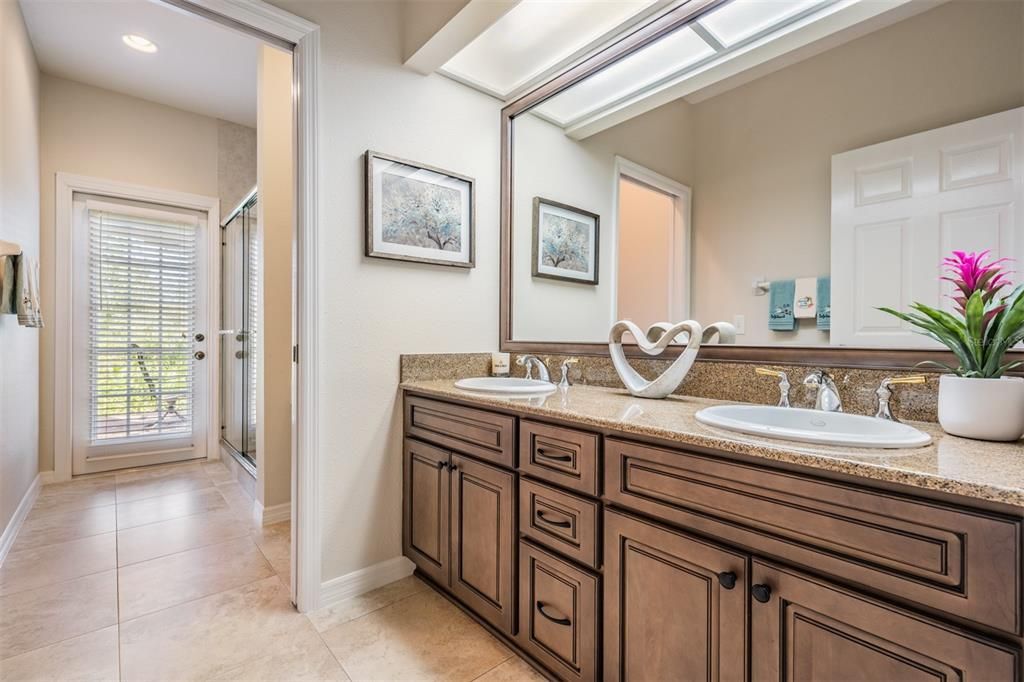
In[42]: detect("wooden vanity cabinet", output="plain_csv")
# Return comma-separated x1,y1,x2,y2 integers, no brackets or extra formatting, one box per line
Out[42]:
402,438,516,635
749,560,1020,681
604,510,748,682
402,393,1023,682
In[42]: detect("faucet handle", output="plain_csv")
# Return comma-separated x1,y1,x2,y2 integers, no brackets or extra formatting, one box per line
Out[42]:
558,358,579,389
875,375,927,421
755,367,791,407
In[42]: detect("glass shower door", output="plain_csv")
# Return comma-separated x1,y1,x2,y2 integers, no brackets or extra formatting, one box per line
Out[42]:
220,191,258,468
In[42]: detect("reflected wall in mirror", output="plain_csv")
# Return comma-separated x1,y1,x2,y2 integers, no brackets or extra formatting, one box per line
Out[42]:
508,0,1024,349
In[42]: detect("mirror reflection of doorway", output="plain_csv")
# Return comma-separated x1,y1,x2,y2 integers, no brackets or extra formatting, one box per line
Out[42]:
615,159,692,331
220,188,258,472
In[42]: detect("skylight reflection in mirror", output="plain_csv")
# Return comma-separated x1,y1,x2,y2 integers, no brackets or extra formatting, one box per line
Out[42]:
534,26,715,125
698,0,825,46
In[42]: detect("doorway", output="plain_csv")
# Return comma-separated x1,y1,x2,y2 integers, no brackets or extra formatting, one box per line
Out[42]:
614,157,692,329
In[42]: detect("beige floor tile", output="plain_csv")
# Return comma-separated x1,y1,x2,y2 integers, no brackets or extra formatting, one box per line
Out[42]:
0,533,116,597
11,504,116,552
202,460,236,484
32,477,116,515
0,571,117,660
120,575,346,681
251,521,291,582
307,575,428,633
115,467,213,504
320,589,511,682
113,460,205,484
0,625,119,681
116,486,227,529
118,536,273,621
117,508,251,566
473,656,546,682
218,481,258,525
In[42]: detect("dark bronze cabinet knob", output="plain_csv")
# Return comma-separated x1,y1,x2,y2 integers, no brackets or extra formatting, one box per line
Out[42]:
752,583,772,603
717,571,737,590
193,351,206,360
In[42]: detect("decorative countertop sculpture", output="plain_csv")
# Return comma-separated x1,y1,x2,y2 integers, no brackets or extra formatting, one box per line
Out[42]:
609,320,736,399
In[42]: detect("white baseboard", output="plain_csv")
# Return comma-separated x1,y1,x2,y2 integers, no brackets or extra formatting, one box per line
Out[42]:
255,500,291,526
0,474,41,567
319,555,416,609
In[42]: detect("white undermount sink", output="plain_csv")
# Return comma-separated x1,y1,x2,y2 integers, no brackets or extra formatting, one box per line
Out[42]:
695,404,932,449
454,377,557,396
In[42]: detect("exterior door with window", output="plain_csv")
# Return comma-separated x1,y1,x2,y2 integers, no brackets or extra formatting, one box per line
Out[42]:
71,194,210,474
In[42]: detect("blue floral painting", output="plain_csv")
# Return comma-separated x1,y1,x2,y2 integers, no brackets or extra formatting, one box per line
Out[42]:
532,197,599,284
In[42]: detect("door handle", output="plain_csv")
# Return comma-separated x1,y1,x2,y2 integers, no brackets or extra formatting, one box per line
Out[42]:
536,510,572,528
536,601,571,626
536,448,572,462
193,351,206,360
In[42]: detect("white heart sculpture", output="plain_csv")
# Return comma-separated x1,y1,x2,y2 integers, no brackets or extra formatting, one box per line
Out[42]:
609,319,736,399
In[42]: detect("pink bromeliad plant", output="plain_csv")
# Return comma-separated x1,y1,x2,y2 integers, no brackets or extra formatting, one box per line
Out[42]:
880,250,1024,378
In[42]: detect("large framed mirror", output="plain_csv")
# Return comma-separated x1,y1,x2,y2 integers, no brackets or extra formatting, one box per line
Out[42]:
499,0,1024,368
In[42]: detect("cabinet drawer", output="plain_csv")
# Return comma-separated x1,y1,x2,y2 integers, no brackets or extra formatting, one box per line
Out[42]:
519,420,599,496
520,478,600,569
605,437,1022,635
405,396,515,468
518,540,599,682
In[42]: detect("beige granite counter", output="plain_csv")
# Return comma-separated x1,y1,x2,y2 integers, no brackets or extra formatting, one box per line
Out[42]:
401,379,1024,510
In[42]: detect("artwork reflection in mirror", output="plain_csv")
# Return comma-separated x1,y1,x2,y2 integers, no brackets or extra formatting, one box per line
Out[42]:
509,0,1024,347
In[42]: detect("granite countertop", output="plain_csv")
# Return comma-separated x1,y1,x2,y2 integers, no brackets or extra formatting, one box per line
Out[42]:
401,379,1024,510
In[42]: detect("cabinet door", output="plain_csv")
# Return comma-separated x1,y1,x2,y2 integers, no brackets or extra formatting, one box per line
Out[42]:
604,510,747,682
403,438,449,587
751,560,1020,681
450,453,516,635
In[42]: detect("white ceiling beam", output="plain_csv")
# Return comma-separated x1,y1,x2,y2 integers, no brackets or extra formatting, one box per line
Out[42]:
565,0,942,140
403,0,521,76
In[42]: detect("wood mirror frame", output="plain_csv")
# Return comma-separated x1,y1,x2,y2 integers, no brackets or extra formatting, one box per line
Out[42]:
499,0,1022,370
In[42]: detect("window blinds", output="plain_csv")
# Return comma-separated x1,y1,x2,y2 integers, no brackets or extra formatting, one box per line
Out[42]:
88,207,198,443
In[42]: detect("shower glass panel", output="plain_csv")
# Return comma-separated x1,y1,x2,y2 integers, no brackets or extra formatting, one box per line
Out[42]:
220,190,258,468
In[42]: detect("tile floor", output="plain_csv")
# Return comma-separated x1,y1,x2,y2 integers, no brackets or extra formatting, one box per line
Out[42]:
0,460,544,681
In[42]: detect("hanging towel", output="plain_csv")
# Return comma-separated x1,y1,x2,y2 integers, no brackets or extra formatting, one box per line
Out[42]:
816,276,831,331
16,256,43,328
793,277,817,319
768,279,795,331
0,255,16,314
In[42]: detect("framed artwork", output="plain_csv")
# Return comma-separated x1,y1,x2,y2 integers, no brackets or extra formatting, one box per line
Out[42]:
365,150,475,268
532,197,599,285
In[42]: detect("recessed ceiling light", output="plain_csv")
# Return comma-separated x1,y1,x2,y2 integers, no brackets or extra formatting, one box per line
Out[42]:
122,34,158,53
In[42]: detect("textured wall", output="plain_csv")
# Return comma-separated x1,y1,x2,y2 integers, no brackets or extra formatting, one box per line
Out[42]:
0,0,40,533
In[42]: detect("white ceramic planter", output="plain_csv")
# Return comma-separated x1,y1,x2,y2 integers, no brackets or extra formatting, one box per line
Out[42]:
937,375,1024,441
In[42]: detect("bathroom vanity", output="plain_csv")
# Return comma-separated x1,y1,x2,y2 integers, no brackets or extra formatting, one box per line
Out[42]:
401,380,1023,681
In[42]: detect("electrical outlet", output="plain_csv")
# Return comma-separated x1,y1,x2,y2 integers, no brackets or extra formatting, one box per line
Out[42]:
734,314,746,335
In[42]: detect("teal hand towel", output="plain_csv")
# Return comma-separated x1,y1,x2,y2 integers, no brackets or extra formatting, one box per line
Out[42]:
768,279,795,331
816,276,831,331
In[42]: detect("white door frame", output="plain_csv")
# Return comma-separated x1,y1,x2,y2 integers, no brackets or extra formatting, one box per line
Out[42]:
55,173,221,483
611,156,693,325
50,0,321,612
176,0,321,614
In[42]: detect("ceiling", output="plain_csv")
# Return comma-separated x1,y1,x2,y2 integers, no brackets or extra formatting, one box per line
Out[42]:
19,0,261,127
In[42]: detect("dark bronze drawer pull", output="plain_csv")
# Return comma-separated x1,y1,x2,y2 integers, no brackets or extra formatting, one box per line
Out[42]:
718,571,737,590
536,510,572,528
536,601,571,626
536,448,573,463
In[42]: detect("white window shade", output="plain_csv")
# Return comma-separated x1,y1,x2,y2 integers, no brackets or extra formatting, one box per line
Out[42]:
87,204,199,443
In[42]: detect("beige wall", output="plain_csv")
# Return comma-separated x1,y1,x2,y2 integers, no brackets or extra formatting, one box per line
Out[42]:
271,0,502,581
256,45,293,510
38,76,227,472
0,0,40,534
218,120,257,216
690,0,1024,344
513,98,694,341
